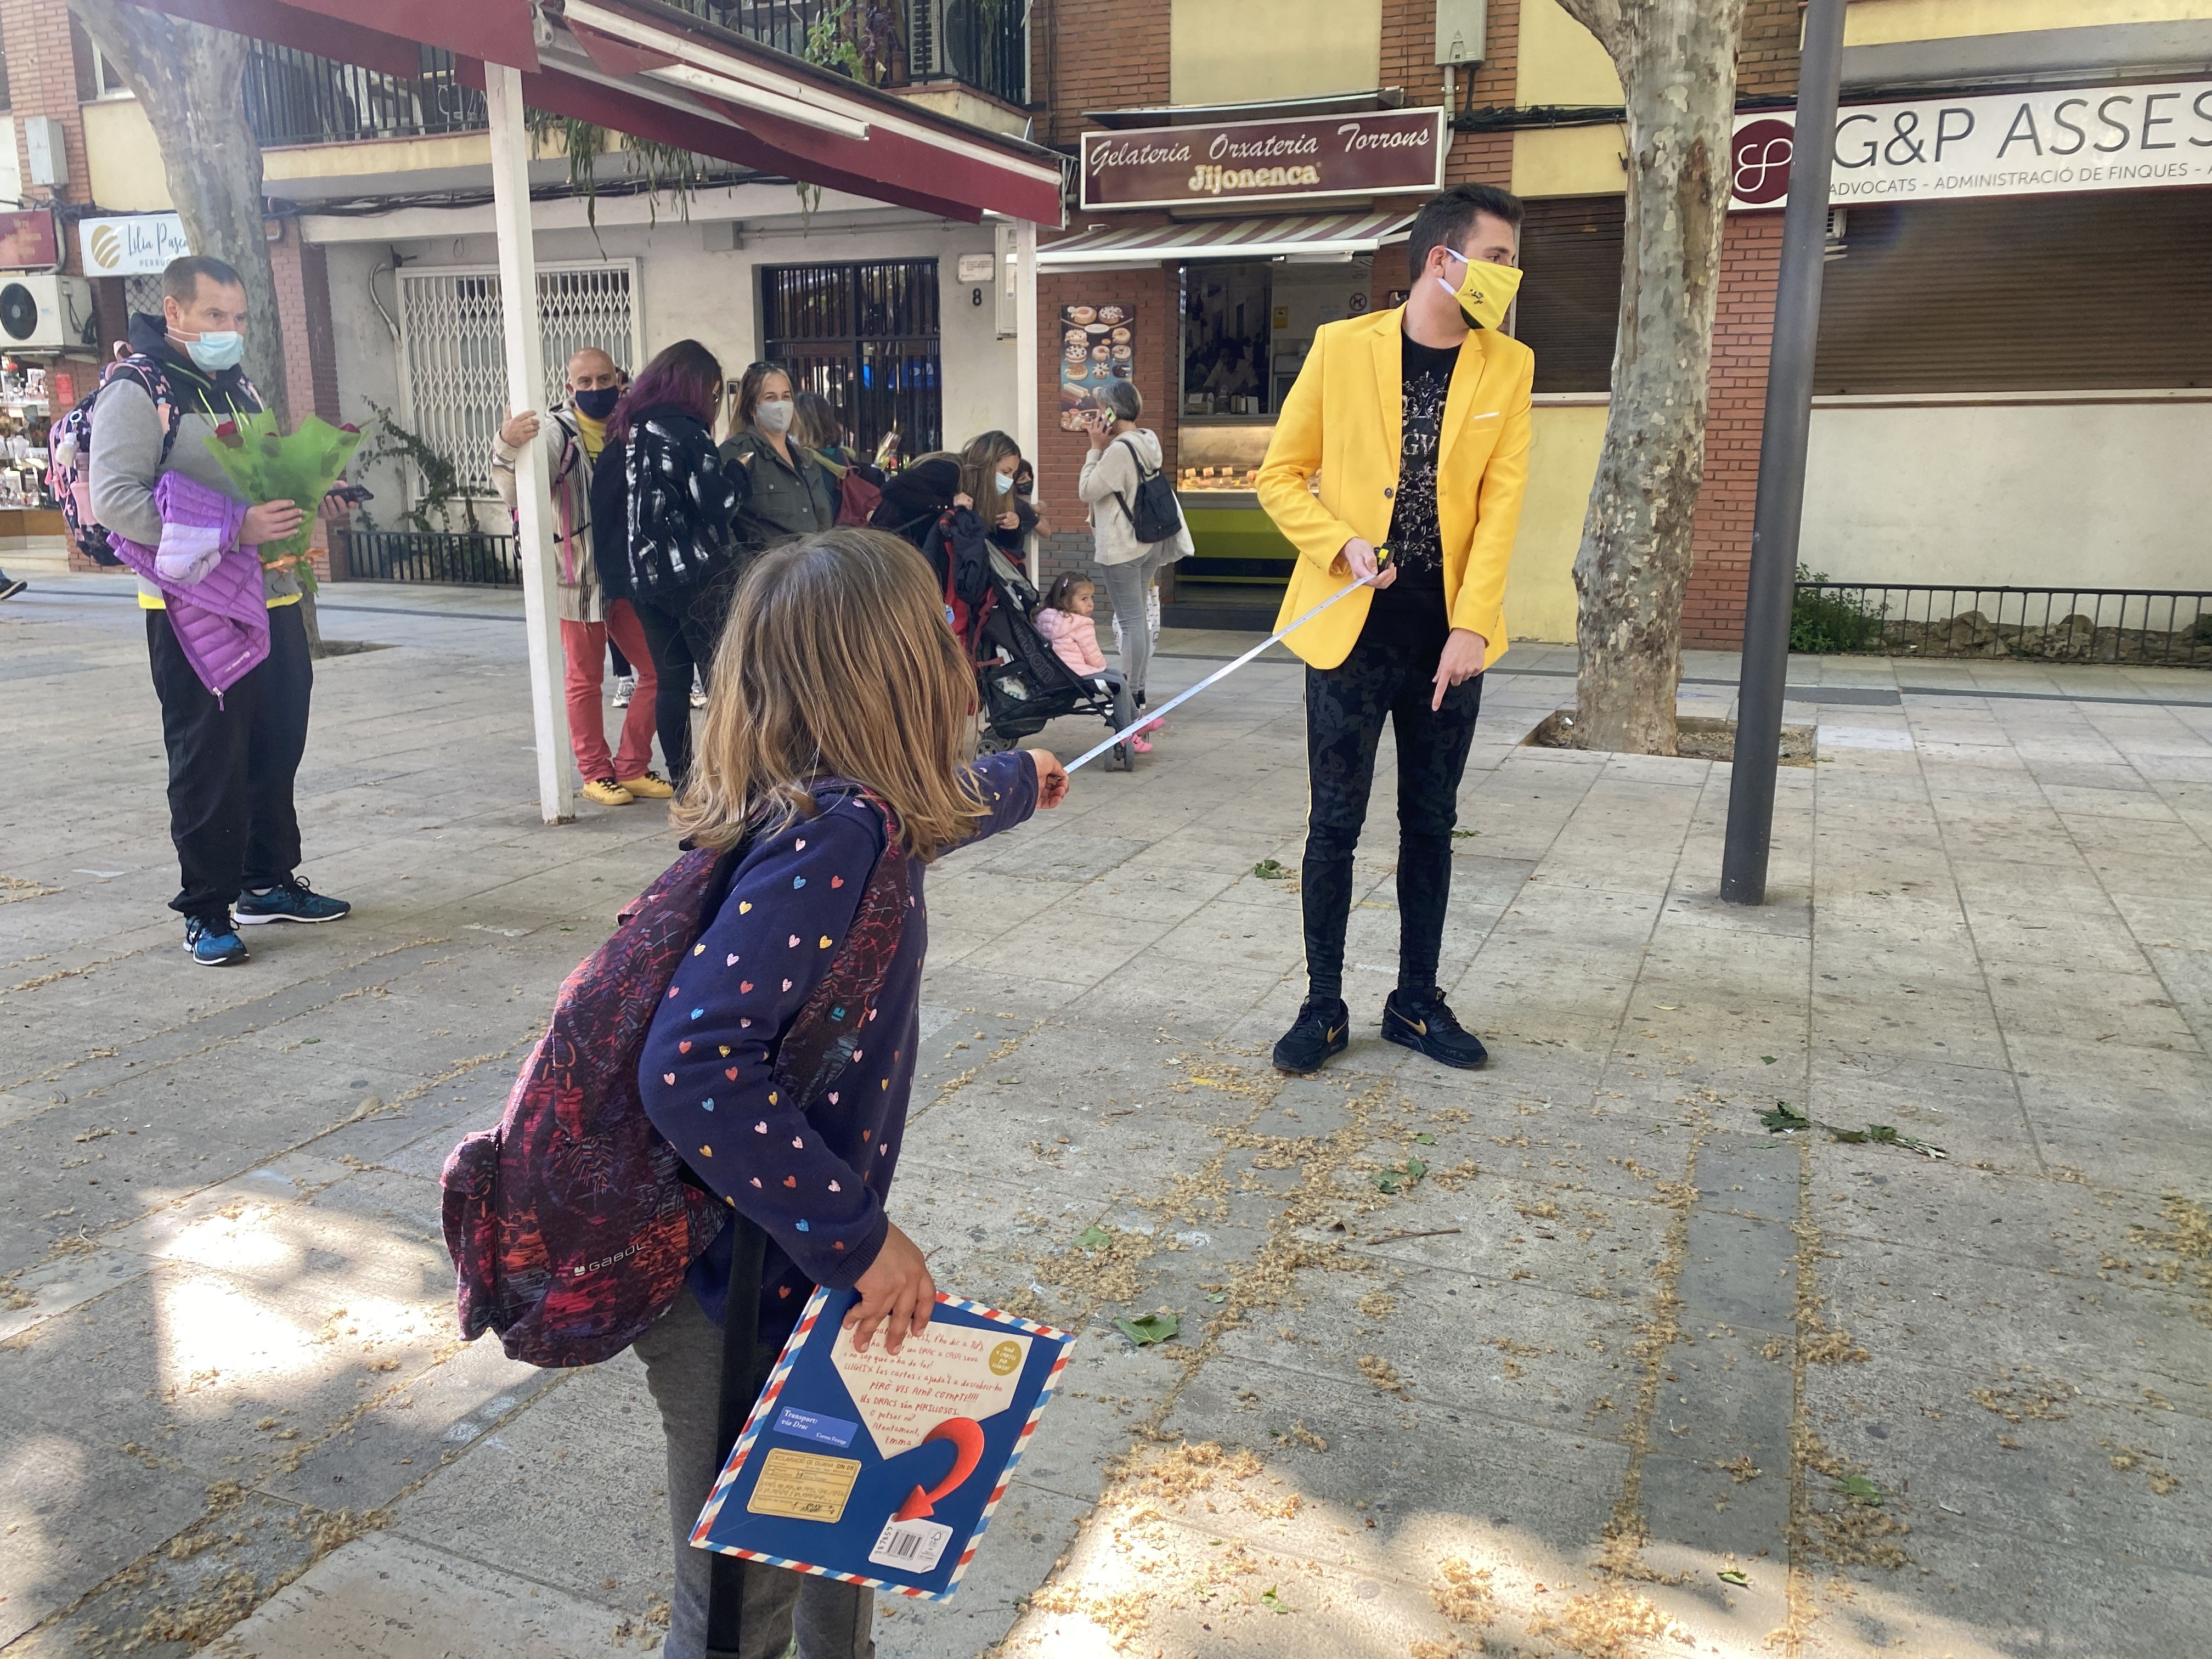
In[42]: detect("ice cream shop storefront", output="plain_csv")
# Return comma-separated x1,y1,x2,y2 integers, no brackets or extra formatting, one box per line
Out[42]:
1036,102,1448,629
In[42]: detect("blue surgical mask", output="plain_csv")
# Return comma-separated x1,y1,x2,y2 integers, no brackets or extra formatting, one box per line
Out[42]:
994,471,1015,494
173,329,244,373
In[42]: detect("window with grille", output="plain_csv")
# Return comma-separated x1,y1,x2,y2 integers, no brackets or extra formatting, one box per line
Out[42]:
396,262,641,499
761,259,941,459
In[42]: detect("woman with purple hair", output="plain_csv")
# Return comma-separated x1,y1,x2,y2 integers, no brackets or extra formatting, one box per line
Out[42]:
589,339,748,786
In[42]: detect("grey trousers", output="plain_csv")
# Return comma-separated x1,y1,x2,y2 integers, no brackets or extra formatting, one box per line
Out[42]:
1096,543,1177,703
632,1289,877,1659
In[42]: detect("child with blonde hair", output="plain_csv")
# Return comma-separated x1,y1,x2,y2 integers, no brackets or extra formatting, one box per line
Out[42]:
630,526,1068,1659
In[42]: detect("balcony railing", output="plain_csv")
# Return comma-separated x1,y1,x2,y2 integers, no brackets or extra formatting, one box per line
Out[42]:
675,0,1029,107
244,42,486,148
244,4,1026,152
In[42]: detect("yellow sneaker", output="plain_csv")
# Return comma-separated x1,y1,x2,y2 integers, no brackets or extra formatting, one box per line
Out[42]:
581,777,634,806
618,771,675,799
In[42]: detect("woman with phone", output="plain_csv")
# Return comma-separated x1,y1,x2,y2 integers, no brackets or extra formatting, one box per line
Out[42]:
1076,381,1190,747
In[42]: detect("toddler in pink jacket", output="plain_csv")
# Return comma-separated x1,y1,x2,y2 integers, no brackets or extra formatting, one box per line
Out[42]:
1036,574,1107,676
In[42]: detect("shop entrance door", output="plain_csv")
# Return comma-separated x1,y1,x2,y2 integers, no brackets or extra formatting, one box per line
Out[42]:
760,259,941,462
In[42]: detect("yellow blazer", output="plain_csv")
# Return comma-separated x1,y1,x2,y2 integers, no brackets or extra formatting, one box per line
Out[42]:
1255,305,1534,671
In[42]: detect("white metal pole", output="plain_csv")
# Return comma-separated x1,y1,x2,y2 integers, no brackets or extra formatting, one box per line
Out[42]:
485,64,574,825
1013,217,1040,586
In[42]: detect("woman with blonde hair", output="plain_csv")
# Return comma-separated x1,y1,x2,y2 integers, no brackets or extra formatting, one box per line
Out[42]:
630,525,1068,1659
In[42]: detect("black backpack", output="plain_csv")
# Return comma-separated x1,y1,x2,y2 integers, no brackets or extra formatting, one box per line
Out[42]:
1112,435,1182,545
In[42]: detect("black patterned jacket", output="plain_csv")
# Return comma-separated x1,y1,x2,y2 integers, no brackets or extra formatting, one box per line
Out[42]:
588,403,746,601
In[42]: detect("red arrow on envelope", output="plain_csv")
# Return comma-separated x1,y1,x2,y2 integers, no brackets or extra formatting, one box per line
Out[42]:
894,1418,985,1521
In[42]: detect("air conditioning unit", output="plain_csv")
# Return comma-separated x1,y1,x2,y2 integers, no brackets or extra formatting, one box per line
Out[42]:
0,274,92,352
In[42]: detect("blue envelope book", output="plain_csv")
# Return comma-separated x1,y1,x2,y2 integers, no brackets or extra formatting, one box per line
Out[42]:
690,1285,1076,1600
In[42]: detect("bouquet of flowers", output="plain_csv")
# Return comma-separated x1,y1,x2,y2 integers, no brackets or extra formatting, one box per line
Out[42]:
205,412,364,594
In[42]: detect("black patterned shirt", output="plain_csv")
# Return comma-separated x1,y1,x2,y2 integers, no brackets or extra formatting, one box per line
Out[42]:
1363,330,1459,646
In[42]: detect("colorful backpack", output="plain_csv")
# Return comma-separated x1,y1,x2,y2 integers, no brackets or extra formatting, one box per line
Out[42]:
441,789,910,1368
49,355,188,567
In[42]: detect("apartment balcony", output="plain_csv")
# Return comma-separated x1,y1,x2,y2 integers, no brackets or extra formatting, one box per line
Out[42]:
243,44,486,150
240,2,1028,156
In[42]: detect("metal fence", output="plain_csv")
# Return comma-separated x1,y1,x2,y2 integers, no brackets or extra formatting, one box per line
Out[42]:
1792,582,2212,669
244,42,485,148
763,258,943,459
674,0,1027,105
334,530,521,588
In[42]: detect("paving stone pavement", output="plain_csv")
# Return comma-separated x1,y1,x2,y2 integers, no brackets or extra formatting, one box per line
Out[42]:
2,572,2209,1659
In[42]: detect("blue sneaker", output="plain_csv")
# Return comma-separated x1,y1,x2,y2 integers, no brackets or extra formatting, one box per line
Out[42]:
184,915,250,967
236,876,353,926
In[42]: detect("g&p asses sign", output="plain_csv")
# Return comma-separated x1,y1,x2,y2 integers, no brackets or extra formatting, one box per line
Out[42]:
1732,79,2212,210
1081,109,1446,212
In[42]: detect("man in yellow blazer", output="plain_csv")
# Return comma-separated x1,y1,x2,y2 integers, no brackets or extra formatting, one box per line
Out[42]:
1256,183,1533,1075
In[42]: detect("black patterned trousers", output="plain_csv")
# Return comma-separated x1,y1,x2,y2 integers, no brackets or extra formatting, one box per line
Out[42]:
1300,625,1483,1003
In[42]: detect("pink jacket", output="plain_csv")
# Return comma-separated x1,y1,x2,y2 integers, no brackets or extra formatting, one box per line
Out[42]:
1037,607,1105,675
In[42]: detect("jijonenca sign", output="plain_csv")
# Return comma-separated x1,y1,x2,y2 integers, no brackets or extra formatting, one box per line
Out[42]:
1731,78,2212,210
1080,109,1446,211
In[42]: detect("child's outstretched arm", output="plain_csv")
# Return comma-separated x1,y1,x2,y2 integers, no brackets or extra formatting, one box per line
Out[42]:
639,805,889,1290
957,747,1062,843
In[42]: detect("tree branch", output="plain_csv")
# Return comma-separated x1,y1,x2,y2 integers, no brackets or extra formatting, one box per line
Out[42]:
1551,0,1632,64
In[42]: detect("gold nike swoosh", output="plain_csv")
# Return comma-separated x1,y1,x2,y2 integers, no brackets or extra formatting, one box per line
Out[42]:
1405,1017,1427,1035
1327,1025,1345,1042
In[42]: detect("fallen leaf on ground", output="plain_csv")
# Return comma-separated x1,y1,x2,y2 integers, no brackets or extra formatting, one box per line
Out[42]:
1114,1311,1180,1347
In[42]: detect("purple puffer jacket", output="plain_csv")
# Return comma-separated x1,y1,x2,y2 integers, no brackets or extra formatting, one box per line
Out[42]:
107,472,267,701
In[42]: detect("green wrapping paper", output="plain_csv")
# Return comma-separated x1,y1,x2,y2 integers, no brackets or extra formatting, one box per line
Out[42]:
204,413,364,593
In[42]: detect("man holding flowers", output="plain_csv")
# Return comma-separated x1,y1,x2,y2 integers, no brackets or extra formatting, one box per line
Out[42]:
93,253,352,968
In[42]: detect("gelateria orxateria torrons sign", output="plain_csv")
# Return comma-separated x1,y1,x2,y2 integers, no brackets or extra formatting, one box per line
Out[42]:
1731,79,2212,209
1080,109,1446,211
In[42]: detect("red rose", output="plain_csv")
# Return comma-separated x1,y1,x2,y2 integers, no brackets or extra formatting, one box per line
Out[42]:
213,421,244,448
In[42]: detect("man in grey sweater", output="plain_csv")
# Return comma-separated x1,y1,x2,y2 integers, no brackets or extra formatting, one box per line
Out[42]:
93,254,351,968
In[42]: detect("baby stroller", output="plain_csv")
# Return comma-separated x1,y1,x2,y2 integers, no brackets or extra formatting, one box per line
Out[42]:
969,546,1141,770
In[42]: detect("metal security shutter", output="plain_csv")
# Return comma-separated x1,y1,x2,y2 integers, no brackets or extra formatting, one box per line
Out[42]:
761,258,941,458
396,261,643,496
1816,191,2212,393
1515,196,1625,396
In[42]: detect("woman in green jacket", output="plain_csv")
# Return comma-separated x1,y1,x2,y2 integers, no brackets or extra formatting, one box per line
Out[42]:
719,361,835,561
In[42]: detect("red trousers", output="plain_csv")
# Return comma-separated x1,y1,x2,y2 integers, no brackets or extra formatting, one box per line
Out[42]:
561,601,659,781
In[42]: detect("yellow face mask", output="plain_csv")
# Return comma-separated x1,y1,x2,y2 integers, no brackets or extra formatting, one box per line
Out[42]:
1436,247,1523,332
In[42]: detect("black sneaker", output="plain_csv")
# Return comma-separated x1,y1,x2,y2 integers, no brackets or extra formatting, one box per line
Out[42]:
0,577,25,602
1272,997,1350,1075
1382,988,1489,1069
236,875,352,925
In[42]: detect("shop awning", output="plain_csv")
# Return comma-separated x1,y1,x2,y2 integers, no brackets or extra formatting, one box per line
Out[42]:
1038,210,1415,269
124,0,1068,225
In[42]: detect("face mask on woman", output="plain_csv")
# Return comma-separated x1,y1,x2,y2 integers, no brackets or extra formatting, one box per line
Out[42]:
755,398,795,435
994,470,1015,494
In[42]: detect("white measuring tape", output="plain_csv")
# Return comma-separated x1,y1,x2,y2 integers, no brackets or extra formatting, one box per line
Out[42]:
1064,561,1388,775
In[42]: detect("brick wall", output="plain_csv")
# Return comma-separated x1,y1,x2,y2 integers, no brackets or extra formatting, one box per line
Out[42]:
1032,261,1179,629
1737,0,1803,99
1031,0,1172,148
1681,211,1782,648
1,0,89,220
